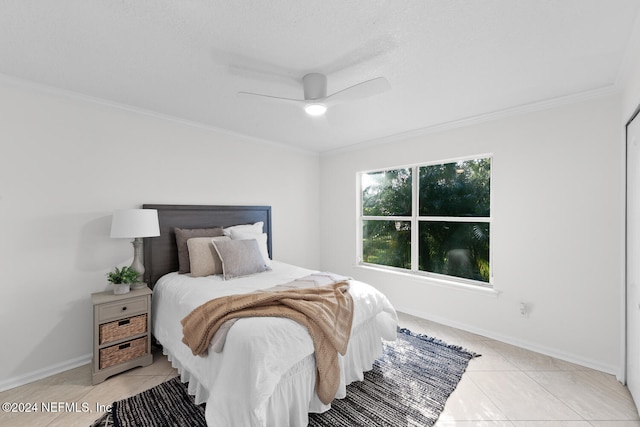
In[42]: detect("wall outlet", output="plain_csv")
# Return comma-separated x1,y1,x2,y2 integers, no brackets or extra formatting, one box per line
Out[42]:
519,302,528,317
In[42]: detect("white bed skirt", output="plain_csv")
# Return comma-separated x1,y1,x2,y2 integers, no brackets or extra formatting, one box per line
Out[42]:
161,312,395,426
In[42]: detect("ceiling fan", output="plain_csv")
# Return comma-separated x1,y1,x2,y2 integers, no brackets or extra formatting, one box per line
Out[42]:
237,73,391,116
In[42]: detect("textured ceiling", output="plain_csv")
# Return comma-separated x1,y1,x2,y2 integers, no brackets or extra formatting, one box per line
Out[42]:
1,1,639,153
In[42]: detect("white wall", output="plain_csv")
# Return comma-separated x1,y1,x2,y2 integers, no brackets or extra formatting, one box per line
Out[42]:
0,77,320,389
621,13,640,397
320,94,624,374
621,11,640,122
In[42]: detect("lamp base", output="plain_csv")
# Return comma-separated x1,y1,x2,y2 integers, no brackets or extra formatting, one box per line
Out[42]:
130,237,146,287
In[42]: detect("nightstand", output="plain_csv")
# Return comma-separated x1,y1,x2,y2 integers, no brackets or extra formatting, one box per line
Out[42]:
91,287,153,384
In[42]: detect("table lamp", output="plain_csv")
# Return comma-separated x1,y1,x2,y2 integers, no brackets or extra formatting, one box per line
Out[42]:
110,208,160,288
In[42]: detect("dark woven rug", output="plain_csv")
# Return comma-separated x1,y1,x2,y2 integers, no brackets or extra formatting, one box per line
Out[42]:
91,328,478,427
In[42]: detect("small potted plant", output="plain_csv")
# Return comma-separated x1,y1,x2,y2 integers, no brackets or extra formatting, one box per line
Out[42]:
106,266,140,295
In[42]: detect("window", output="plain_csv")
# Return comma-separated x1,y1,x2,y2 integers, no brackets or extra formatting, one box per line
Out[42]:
359,156,491,286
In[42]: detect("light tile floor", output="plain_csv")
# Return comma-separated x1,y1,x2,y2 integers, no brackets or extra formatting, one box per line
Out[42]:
395,312,640,427
0,312,638,426
0,349,179,427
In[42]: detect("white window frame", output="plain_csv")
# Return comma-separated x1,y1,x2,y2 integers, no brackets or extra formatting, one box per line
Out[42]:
357,154,493,288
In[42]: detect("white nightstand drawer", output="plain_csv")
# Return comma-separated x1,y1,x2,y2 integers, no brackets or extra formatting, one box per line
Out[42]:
97,296,147,322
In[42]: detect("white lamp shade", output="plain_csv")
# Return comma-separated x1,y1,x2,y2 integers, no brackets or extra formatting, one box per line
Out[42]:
110,209,160,238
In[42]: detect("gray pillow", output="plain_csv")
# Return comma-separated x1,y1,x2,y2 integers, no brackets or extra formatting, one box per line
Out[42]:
187,236,231,277
175,227,224,273
212,239,271,280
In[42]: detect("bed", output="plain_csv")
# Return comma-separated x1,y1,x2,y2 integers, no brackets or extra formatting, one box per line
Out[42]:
143,204,398,427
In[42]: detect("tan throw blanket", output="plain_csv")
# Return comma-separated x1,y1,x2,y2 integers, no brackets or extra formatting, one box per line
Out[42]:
209,272,351,353
181,280,354,404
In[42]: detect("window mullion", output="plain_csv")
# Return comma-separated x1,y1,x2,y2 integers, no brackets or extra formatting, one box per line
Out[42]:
362,215,413,221
411,165,419,271
418,216,491,223
356,173,363,264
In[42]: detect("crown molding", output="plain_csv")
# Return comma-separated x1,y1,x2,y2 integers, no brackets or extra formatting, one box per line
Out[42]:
0,72,620,159
321,84,620,157
0,72,318,157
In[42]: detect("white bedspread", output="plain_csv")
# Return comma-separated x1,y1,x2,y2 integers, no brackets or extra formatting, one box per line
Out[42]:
151,261,397,427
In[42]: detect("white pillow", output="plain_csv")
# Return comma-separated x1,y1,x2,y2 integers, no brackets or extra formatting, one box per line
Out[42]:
230,229,271,265
223,221,264,236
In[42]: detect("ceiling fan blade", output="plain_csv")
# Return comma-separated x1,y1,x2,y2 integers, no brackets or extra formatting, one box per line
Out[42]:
324,77,391,105
237,91,306,106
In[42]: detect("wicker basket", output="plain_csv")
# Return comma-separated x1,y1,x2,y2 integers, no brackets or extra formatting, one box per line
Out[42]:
99,314,147,345
99,336,147,369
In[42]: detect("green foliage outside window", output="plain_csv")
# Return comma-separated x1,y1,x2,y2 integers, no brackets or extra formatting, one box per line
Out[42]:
362,220,411,269
362,168,412,216
362,168,412,269
361,158,491,284
419,221,490,282
419,159,490,217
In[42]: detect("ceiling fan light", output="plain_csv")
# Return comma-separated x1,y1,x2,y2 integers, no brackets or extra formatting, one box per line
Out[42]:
304,103,327,116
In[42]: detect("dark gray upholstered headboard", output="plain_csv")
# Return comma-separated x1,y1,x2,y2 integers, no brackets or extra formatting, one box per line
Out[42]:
142,204,272,287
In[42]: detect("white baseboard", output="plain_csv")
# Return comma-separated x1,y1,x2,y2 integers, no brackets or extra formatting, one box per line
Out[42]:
395,305,619,377
0,353,92,393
